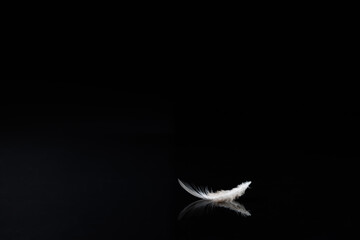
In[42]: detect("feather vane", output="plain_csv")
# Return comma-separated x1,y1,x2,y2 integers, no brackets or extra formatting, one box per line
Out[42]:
178,179,251,202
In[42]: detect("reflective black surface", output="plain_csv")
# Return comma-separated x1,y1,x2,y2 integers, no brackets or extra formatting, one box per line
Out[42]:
0,90,356,239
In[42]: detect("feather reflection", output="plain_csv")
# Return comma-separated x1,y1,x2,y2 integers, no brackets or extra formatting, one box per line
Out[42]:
178,200,251,220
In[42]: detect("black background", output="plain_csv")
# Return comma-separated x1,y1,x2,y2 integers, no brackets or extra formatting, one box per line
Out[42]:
0,88,357,239
1,8,358,239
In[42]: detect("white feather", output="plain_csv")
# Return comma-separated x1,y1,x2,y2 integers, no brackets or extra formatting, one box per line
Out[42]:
178,179,251,202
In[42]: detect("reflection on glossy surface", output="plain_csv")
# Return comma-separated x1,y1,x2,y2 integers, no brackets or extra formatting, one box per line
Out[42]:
178,200,251,220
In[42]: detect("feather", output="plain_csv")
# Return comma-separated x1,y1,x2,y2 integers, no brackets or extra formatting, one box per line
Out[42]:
178,179,251,202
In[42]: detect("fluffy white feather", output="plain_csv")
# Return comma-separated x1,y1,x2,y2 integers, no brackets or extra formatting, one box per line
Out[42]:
178,179,251,202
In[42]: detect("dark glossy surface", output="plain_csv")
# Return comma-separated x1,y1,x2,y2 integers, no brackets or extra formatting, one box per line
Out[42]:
0,91,356,239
